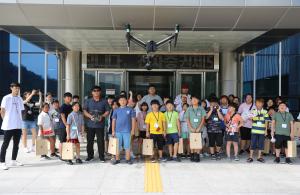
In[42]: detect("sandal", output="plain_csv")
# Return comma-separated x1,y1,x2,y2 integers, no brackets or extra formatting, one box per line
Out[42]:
257,158,265,163
247,158,253,163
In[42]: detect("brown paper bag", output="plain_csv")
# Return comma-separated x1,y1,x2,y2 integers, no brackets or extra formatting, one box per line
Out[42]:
142,139,153,156
190,133,202,149
263,139,270,154
294,122,300,137
62,142,74,160
287,141,297,158
178,138,184,154
108,137,119,155
35,137,48,156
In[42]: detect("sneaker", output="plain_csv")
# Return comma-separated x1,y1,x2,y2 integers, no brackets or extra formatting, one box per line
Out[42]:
41,155,51,160
10,160,23,166
67,160,73,165
174,157,181,162
50,153,59,158
158,157,167,162
30,146,35,152
126,160,133,165
167,156,173,161
190,153,195,162
199,153,204,158
211,154,216,160
24,147,31,153
247,158,253,163
204,152,210,157
151,158,156,163
76,159,83,164
85,157,94,162
195,154,200,162
100,158,106,163
285,158,293,165
257,158,265,163
274,157,280,163
238,150,245,155
130,152,136,159
1,163,8,170
111,159,120,165
234,156,239,161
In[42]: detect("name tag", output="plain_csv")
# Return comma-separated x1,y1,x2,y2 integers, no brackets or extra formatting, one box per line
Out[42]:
71,125,78,130
54,118,59,123
193,118,199,123
213,117,219,122
154,123,159,128
168,123,172,128
142,124,146,129
127,110,130,114
282,124,287,129
257,122,262,126
27,110,32,115
229,132,234,136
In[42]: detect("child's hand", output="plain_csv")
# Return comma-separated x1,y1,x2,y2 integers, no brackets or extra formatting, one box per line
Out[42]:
112,132,115,137
66,135,70,141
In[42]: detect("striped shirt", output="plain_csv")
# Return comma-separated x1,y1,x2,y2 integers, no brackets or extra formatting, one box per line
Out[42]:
251,109,269,134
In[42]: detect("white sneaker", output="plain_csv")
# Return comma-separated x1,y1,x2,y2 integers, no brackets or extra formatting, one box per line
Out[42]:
10,160,24,166
1,163,9,170
30,146,35,152
24,147,30,153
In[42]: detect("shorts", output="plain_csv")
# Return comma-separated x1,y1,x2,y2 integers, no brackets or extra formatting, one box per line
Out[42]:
59,128,67,143
166,133,179,145
225,132,239,143
115,132,131,151
275,134,290,149
250,134,265,150
150,134,165,150
69,139,79,144
139,131,146,139
208,133,223,147
22,120,37,130
181,132,189,139
240,127,251,140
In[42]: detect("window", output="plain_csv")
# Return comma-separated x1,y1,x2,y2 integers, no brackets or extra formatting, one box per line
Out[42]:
243,55,254,96
47,54,58,97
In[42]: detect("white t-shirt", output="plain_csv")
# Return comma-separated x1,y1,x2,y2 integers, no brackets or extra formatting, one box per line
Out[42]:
37,111,53,130
1,94,24,130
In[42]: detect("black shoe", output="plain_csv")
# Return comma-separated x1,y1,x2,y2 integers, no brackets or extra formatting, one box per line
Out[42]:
67,160,73,165
247,158,253,163
239,150,245,155
285,158,293,165
50,153,59,158
216,153,221,160
126,160,133,165
85,157,94,162
195,154,200,162
190,153,195,162
257,158,265,163
211,154,216,160
167,156,173,161
76,159,83,164
41,155,51,160
174,157,181,162
274,157,280,163
100,158,106,163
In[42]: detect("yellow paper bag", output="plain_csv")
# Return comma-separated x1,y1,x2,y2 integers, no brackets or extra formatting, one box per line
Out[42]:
108,137,119,155
190,133,202,149
263,139,270,154
178,138,184,154
35,137,48,156
294,122,300,137
62,142,74,160
142,139,153,156
287,141,297,158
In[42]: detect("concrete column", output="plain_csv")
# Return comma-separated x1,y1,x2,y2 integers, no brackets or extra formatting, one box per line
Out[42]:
65,51,80,96
220,51,238,96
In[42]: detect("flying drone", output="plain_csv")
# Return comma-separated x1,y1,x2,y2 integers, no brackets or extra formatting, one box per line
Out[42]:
125,24,180,70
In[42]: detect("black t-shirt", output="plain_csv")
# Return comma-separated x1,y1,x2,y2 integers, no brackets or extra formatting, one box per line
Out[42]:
22,101,39,121
59,103,72,127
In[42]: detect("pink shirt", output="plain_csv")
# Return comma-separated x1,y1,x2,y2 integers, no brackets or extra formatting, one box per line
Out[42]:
238,102,256,128
137,111,147,131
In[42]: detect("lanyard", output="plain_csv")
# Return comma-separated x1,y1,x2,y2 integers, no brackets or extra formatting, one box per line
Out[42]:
192,106,200,116
166,111,173,122
279,112,287,122
152,112,160,122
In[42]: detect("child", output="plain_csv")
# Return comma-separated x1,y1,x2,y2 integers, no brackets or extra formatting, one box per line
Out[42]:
137,102,148,157
111,96,136,165
247,98,269,163
185,95,206,162
145,99,167,163
267,106,276,155
164,100,181,162
272,102,294,164
37,103,58,160
49,100,61,144
180,103,190,158
224,103,243,161
66,102,84,165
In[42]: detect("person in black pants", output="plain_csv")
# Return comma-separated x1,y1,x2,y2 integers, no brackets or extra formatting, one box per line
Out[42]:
0,82,25,170
83,86,109,162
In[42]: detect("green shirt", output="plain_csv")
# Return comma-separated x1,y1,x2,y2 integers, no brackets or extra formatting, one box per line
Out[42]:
185,106,206,131
164,111,179,134
272,111,294,136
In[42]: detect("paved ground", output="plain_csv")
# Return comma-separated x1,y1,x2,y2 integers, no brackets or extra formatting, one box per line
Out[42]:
0,136,300,195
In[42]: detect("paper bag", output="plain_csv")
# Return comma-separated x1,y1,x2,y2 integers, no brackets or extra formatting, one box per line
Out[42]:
287,141,297,158
178,138,184,154
190,133,202,149
294,122,300,137
263,139,270,154
62,142,74,160
142,139,154,156
35,137,48,156
108,137,119,155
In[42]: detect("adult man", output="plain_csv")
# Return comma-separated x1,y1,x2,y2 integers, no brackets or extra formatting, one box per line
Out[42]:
174,84,191,107
83,86,110,162
0,83,25,170
140,85,163,112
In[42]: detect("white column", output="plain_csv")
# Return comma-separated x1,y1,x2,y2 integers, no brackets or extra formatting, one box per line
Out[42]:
65,51,80,96
220,51,238,96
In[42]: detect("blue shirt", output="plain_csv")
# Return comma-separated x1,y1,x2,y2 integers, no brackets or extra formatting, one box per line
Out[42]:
112,106,136,133
83,98,110,128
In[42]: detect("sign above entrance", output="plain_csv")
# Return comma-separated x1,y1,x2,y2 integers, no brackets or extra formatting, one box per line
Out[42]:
87,54,214,70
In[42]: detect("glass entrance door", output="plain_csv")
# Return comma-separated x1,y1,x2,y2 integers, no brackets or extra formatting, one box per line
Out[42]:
97,71,124,97
177,72,203,99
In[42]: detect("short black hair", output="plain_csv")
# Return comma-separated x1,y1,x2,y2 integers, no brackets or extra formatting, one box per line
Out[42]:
10,82,20,88
64,92,72,98
165,100,174,105
91,85,101,91
278,102,287,106
150,99,160,106
140,102,149,111
107,95,115,99
209,97,219,103
148,84,156,89
118,95,127,100
229,103,238,111
191,94,199,99
112,99,120,107
72,102,80,107
73,95,80,99
41,102,49,109
52,99,59,104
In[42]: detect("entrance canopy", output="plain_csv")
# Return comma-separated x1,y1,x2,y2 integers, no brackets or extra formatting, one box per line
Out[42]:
1,1,300,53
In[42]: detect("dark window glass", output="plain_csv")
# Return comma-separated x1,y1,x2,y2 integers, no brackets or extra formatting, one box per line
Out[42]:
47,54,58,97
243,55,254,96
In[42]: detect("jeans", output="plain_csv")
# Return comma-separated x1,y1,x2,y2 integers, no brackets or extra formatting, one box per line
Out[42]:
86,127,105,160
0,129,22,163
